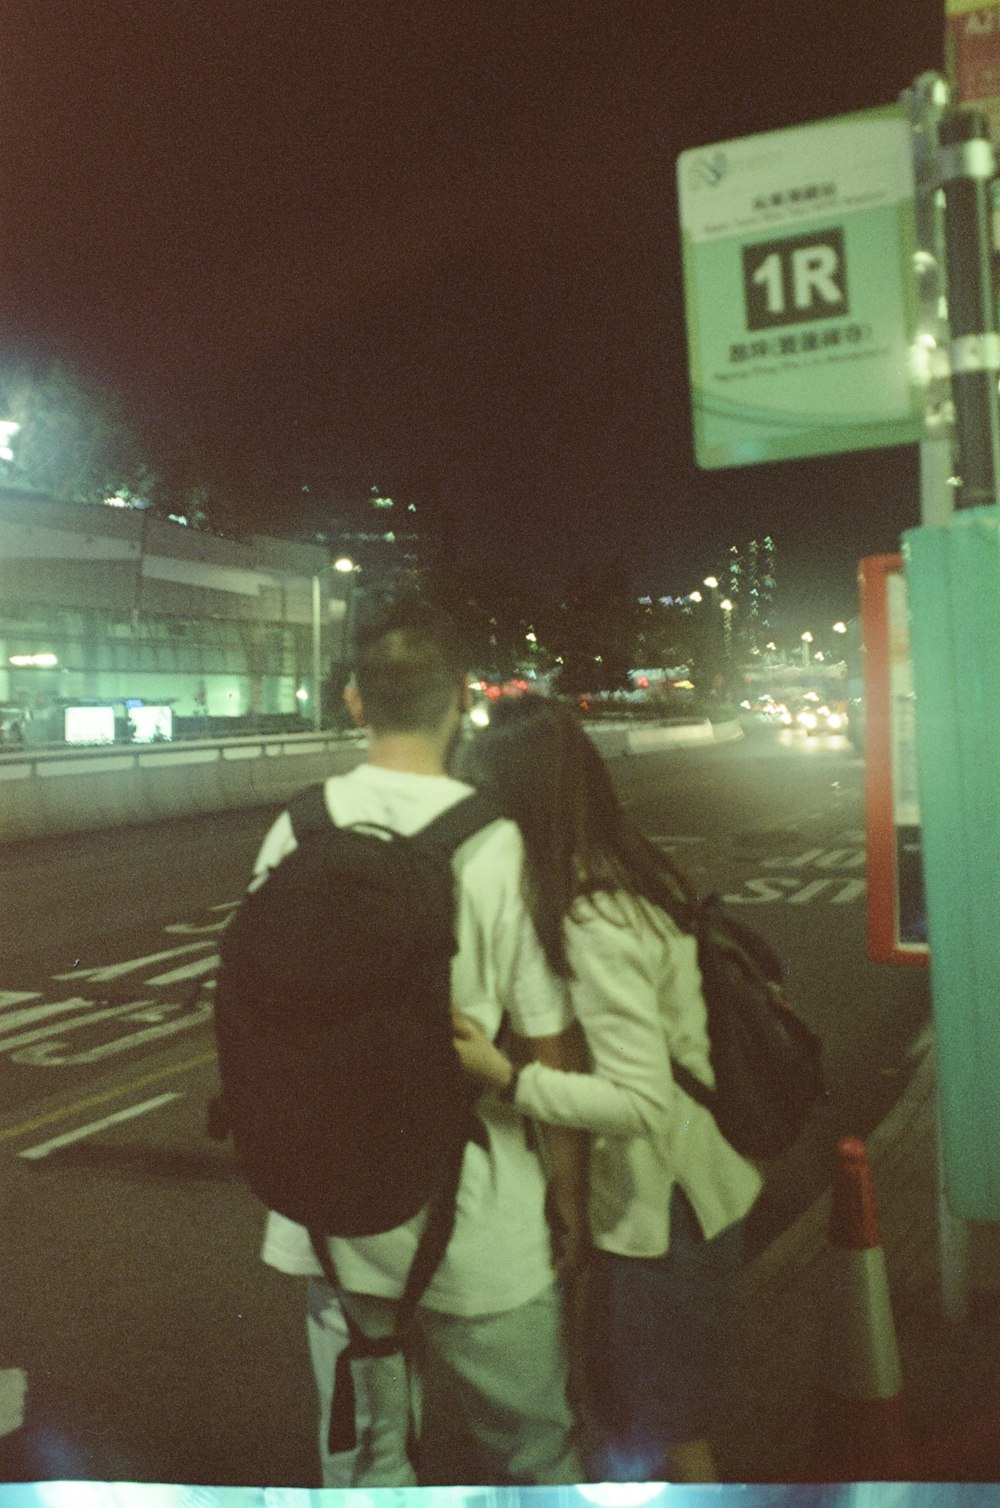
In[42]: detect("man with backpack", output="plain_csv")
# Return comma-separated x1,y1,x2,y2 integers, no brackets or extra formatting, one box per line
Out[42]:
215,597,585,1488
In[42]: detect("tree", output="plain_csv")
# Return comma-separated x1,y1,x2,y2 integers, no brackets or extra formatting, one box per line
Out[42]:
551,560,637,696
2,362,156,506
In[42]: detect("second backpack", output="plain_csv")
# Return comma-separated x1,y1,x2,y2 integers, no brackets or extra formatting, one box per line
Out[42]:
213,784,500,1236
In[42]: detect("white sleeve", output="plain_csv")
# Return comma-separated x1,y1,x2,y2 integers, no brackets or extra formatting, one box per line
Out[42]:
252,810,296,878
512,904,677,1138
453,820,574,1039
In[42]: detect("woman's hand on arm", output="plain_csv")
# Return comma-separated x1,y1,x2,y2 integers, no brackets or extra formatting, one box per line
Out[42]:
451,1012,516,1094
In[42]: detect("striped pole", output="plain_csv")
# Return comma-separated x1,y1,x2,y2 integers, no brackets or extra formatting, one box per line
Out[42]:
812,1136,914,1481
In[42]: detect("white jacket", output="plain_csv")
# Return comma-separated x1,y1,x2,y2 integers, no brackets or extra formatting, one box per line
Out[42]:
511,890,763,1257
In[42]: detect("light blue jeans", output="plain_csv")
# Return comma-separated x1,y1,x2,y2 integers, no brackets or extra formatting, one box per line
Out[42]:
306,1277,581,1488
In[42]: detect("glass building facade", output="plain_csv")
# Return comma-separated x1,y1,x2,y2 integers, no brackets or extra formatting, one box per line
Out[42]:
0,490,343,743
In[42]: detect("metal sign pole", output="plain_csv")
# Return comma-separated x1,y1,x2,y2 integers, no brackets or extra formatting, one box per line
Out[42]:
904,72,957,527
939,106,1000,510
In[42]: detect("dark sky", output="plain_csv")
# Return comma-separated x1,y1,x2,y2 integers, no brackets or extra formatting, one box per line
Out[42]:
2,1,945,634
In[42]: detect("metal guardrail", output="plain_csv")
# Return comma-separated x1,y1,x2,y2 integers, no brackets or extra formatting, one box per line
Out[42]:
0,728,365,780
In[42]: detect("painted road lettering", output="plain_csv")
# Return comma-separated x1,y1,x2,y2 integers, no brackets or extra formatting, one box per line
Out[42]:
654,836,868,907
13,1001,213,1066
725,875,867,906
762,847,864,870
1,909,228,1068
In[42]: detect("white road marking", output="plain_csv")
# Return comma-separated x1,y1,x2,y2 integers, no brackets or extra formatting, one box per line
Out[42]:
762,847,827,869
0,998,150,1053
0,991,43,1011
724,875,868,906
49,940,215,983
163,919,230,936
146,953,219,986
13,1002,213,1066
763,846,865,870
0,1367,26,1433
829,878,866,904
17,1092,181,1159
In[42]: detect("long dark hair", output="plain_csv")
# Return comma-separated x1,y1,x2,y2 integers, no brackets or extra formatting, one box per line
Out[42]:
472,695,696,978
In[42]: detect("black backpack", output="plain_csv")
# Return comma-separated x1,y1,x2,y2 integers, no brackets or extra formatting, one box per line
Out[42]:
670,895,826,1160
212,782,501,1235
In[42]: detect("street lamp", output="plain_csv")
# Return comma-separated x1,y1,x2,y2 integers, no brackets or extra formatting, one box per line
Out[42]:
334,556,357,655
800,630,814,669
310,556,358,732
719,598,734,675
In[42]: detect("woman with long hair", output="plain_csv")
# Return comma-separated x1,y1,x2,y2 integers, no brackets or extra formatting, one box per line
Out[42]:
453,694,762,1484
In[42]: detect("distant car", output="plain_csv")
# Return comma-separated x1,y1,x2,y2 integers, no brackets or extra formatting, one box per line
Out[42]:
740,695,782,721
775,694,847,735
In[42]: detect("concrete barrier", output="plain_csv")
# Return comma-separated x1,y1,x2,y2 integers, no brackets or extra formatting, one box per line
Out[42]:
587,717,744,756
0,733,367,843
0,719,744,843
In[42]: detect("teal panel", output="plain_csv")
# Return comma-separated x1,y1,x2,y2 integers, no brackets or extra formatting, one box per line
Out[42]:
904,507,1000,1220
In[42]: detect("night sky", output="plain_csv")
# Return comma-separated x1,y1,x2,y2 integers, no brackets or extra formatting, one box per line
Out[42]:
3,1,946,634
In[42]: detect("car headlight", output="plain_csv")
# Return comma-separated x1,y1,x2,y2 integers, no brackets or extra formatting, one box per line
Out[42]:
797,709,818,730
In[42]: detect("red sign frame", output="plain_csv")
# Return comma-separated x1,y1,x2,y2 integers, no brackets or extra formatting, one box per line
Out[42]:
859,553,928,967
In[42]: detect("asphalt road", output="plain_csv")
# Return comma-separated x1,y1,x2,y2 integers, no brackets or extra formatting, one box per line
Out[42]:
0,720,931,1487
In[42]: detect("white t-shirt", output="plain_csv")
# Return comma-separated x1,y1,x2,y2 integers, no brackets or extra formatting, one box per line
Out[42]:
257,762,573,1317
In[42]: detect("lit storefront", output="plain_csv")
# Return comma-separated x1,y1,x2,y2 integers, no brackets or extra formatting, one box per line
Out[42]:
0,490,345,744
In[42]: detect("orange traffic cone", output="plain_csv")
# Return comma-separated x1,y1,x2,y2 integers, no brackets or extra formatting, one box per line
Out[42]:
812,1135,914,1481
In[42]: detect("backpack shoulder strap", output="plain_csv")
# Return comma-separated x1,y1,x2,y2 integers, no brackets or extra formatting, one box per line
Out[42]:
287,782,334,844
414,790,502,856
309,1133,469,1457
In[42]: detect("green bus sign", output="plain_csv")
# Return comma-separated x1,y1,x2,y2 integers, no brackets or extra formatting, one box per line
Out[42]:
677,105,925,468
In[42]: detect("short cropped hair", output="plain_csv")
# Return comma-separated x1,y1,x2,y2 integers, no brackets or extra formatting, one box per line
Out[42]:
353,597,469,734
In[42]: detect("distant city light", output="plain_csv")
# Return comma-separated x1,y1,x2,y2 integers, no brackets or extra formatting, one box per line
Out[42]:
0,419,20,462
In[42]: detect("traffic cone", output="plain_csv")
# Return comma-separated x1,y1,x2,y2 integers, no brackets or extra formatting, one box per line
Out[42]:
812,1135,914,1481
